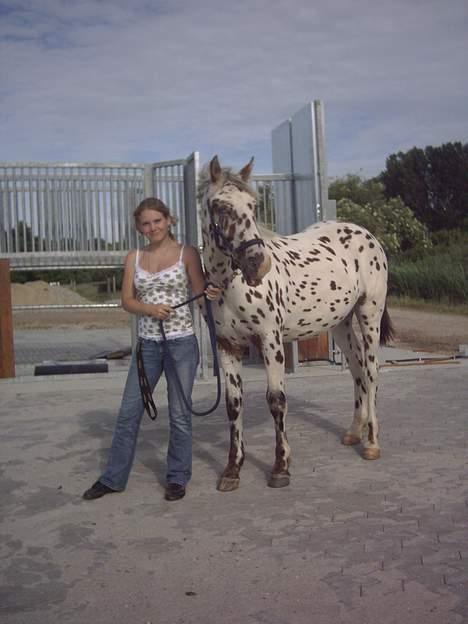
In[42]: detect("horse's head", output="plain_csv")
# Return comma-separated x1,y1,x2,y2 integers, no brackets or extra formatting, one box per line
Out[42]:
201,155,272,286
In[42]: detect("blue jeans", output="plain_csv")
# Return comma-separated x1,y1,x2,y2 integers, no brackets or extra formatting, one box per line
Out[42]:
99,334,199,491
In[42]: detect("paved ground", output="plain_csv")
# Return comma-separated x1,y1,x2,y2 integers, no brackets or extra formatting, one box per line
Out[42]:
12,326,455,377
1,358,467,624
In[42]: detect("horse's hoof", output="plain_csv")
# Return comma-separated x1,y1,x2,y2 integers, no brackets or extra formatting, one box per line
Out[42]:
268,473,290,488
342,433,361,446
362,447,381,460
217,477,240,492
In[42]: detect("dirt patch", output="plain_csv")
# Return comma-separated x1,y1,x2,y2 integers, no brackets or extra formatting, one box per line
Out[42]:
13,308,130,329
12,281,91,306
12,281,129,329
388,307,467,354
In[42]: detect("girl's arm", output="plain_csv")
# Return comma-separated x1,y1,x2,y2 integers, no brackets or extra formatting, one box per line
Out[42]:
184,246,221,303
121,251,172,320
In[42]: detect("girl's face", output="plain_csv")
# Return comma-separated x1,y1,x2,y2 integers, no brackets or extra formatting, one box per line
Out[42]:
136,209,171,243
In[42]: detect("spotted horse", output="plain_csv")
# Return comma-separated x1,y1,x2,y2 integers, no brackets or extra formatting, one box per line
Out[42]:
199,156,394,492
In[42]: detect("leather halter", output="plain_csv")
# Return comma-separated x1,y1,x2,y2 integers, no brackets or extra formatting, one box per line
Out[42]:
207,198,265,270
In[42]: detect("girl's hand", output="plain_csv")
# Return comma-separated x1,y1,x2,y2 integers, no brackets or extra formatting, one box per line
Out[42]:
204,284,222,301
151,304,172,320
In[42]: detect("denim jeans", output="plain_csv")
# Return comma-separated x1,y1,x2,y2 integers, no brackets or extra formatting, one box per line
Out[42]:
99,334,199,491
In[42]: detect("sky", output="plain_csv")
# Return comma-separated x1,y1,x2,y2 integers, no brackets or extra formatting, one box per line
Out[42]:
1,0,467,178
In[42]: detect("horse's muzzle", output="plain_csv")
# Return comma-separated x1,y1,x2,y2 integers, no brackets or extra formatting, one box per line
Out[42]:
241,251,271,286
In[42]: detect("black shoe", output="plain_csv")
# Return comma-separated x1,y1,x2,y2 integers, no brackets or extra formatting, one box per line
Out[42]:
164,483,186,501
82,481,117,501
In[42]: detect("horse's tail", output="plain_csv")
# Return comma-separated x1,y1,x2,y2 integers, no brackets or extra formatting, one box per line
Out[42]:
380,301,395,346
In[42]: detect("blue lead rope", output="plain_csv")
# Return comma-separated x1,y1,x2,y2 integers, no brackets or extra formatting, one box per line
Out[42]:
136,290,222,421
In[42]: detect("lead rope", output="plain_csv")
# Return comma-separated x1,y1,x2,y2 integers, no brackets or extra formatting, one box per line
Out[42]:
136,290,222,421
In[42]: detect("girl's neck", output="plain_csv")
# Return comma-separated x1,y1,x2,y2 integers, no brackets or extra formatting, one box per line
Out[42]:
145,236,177,253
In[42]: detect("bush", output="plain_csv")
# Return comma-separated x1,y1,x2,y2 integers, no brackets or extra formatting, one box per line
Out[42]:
337,197,431,258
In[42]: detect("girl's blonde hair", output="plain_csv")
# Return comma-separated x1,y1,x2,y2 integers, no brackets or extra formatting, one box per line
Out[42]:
133,198,177,239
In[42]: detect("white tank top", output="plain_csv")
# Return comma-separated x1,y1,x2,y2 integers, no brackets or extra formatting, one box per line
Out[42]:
134,246,194,342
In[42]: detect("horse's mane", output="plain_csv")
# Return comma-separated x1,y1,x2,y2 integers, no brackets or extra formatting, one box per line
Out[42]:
257,224,277,240
197,164,257,201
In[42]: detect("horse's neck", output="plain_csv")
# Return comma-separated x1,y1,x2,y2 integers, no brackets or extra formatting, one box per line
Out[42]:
202,240,232,284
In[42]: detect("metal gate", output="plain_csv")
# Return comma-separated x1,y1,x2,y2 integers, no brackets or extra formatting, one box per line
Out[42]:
0,154,203,376
1,153,301,377
0,154,200,266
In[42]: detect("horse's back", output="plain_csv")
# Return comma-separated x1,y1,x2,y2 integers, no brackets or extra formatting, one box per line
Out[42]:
266,221,388,340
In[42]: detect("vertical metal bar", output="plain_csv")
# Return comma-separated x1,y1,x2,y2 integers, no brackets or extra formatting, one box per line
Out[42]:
71,167,76,251
76,167,81,251
144,164,153,198
90,169,96,251
102,167,109,251
61,169,66,252
53,168,58,251
177,162,185,241
109,168,115,250
96,168,101,250
20,167,27,251
80,168,86,251
85,167,90,251
12,167,19,252
117,174,123,250
49,167,54,251
59,170,64,252
28,167,35,251
37,174,43,251
314,100,329,222
51,168,57,251
69,169,75,251
126,170,132,248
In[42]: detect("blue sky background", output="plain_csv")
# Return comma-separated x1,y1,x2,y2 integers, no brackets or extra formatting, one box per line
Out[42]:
1,0,467,177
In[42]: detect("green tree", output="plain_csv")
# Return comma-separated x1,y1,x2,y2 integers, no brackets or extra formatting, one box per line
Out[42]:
329,174,384,206
380,142,468,231
330,175,431,257
337,197,431,257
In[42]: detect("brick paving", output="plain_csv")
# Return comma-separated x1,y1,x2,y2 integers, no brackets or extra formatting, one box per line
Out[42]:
0,360,467,623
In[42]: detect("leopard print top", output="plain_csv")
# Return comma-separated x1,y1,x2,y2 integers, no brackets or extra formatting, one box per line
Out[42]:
134,246,194,342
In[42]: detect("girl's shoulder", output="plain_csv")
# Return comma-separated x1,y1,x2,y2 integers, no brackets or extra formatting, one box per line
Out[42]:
123,249,138,270
181,244,201,263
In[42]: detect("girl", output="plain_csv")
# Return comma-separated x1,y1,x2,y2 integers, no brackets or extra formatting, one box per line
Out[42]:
83,197,220,502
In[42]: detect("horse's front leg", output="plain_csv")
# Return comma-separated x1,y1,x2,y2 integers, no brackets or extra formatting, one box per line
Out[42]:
262,339,291,488
217,348,245,492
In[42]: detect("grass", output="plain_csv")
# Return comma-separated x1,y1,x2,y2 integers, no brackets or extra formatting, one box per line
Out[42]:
387,295,468,316
388,243,467,306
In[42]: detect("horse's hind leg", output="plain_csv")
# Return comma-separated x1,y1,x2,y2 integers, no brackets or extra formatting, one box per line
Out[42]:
217,349,245,492
332,314,370,452
354,302,384,460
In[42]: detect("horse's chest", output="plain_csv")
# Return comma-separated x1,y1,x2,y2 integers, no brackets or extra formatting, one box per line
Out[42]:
212,294,272,340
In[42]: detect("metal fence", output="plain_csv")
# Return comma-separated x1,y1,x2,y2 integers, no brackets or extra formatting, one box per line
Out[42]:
251,173,293,232
1,156,298,375
0,162,146,255
0,160,289,269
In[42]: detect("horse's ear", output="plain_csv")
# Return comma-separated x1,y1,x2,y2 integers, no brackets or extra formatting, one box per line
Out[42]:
210,156,222,183
239,157,254,182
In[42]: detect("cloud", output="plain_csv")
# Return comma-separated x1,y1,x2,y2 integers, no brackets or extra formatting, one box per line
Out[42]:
1,0,467,176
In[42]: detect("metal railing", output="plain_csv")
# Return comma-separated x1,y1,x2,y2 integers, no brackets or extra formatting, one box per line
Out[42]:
251,173,293,232
0,162,146,256
2,159,298,376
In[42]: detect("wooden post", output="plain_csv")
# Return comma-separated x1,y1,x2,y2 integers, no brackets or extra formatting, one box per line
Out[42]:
0,259,15,378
